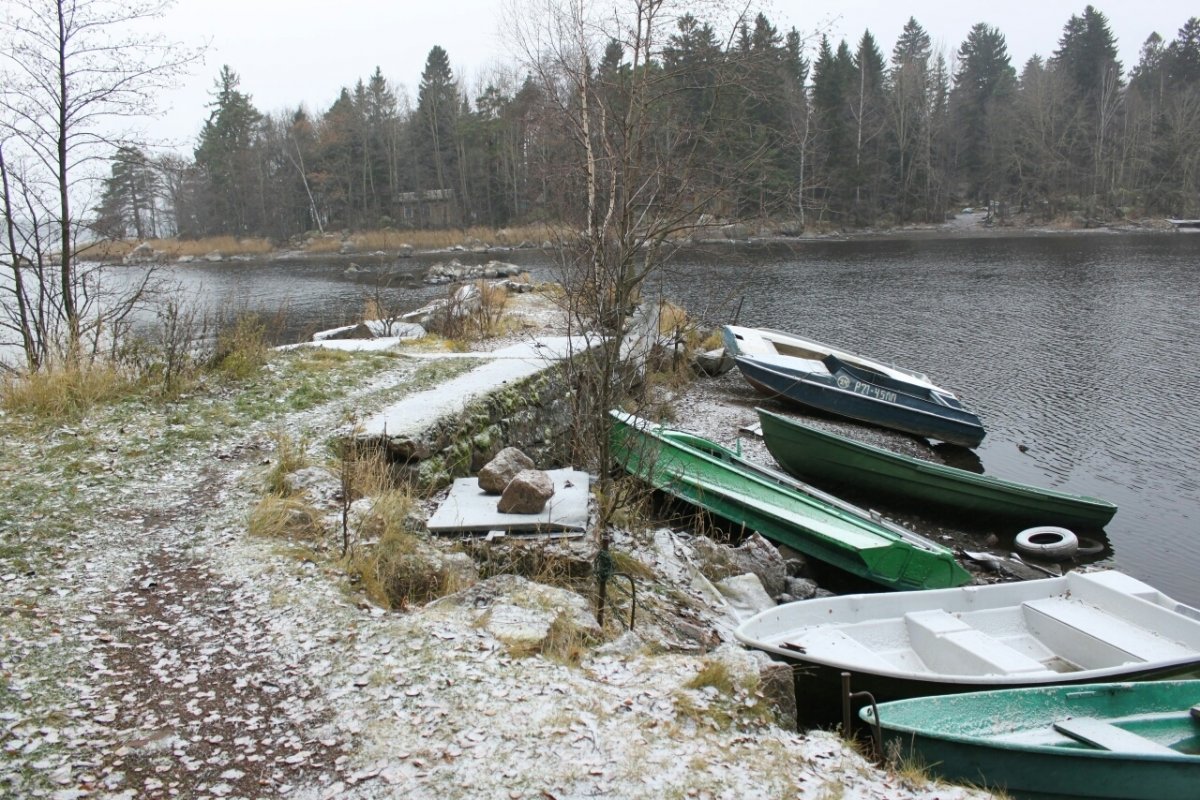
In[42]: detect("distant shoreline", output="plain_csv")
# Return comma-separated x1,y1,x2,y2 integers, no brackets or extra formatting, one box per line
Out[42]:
99,214,1191,267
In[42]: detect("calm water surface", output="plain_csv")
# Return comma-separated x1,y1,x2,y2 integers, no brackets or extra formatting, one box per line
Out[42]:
141,233,1200,605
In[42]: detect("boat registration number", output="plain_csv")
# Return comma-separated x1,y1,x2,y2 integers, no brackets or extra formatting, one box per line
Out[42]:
852,381,897,403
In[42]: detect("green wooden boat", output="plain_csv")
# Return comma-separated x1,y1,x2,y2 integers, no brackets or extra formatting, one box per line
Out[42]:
862,680,1200,800
609,410,972,591
757,407,1118,528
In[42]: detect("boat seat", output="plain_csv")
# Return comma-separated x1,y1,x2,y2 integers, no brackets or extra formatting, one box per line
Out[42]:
1053,717,1179,756
783,629,898,672
904,610,1047,676
1022,598,1196,664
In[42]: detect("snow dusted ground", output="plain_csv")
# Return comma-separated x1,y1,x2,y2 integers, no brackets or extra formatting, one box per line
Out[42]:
1,292,994,799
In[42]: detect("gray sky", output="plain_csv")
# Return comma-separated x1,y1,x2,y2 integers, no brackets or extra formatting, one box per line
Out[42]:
150,0,1197,150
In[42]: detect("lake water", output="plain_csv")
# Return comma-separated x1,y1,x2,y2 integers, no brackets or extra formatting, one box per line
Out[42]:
108,232,1200,605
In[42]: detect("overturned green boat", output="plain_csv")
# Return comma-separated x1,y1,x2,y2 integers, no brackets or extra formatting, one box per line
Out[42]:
757,407,1118,528
609,410,972,591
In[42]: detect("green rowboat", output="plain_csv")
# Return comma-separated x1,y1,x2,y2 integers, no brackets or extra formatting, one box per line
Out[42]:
609,410,972,591
862,680,1200,800
757,407,1118,528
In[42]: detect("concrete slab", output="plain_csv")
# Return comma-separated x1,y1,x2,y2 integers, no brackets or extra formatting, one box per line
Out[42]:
311,320,427,341
277,337,409,353
426,468,590,534
357,335,593,441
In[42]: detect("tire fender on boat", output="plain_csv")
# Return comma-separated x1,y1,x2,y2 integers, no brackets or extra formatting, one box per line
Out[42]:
1014,526,1079,561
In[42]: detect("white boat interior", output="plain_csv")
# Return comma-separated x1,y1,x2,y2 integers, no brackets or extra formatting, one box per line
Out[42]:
723,325,943,392
736,571,1200,684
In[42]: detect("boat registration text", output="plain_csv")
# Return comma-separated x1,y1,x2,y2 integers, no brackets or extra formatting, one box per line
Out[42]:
852,381,897,403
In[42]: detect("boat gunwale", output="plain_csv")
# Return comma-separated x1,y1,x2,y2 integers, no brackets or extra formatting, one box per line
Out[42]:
756,406,1116,511
727,325,941,391
735,355,985,435
608,409,972,589
611,410,946,552
734,572,1200,685
861,681,1200,762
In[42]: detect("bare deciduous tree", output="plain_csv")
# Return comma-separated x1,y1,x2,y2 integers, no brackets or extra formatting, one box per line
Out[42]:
505,0,762,530
0,0,201,368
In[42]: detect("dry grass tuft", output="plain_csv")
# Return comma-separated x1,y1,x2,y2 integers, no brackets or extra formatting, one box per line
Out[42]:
350,528,467,610
248,495,326,541
540,612,598,666
85,236,274,260
607,549,656,581
263,430,311,495
684,660,736,693
1,362,134,420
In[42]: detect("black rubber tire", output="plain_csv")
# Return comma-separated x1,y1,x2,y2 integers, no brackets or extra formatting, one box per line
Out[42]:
1014,526,1079,561
1074,536,1105,557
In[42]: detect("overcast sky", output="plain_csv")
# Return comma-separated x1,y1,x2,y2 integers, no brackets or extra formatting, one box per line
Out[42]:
149,0,1198,151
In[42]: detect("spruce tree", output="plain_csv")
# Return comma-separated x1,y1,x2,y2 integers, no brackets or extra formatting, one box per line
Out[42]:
951,23,1017,203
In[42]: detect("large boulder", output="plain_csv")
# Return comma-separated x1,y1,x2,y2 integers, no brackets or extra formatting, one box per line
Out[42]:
477,447,535,494
497,469,554,514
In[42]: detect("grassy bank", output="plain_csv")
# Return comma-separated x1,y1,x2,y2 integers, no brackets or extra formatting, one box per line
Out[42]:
86,223,563,261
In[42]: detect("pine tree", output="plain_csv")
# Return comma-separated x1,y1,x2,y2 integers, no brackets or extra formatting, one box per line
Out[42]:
811,37,857,221
850,31,886,223
93,146,160,239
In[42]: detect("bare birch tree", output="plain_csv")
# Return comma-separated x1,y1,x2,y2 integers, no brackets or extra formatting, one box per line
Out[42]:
504,0,762,527
0,0,200,368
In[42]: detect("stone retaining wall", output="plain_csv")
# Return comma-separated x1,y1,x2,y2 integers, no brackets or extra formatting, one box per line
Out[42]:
398,363,576,490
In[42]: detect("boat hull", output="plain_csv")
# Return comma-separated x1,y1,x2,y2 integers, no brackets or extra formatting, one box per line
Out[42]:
608,411,971,591
735,355,986,447
757,407,1117,528
863,681,1200,800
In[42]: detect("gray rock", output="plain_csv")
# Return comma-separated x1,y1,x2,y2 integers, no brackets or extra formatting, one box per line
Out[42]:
497,469,554,514
784,577,820,601
430,574,600,649
477,447,535,494
714,573,775,619
784,557,809,577
692,533,787,598
283,466,341,508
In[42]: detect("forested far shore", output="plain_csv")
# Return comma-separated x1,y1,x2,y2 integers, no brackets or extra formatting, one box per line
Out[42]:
93,6,1200,244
